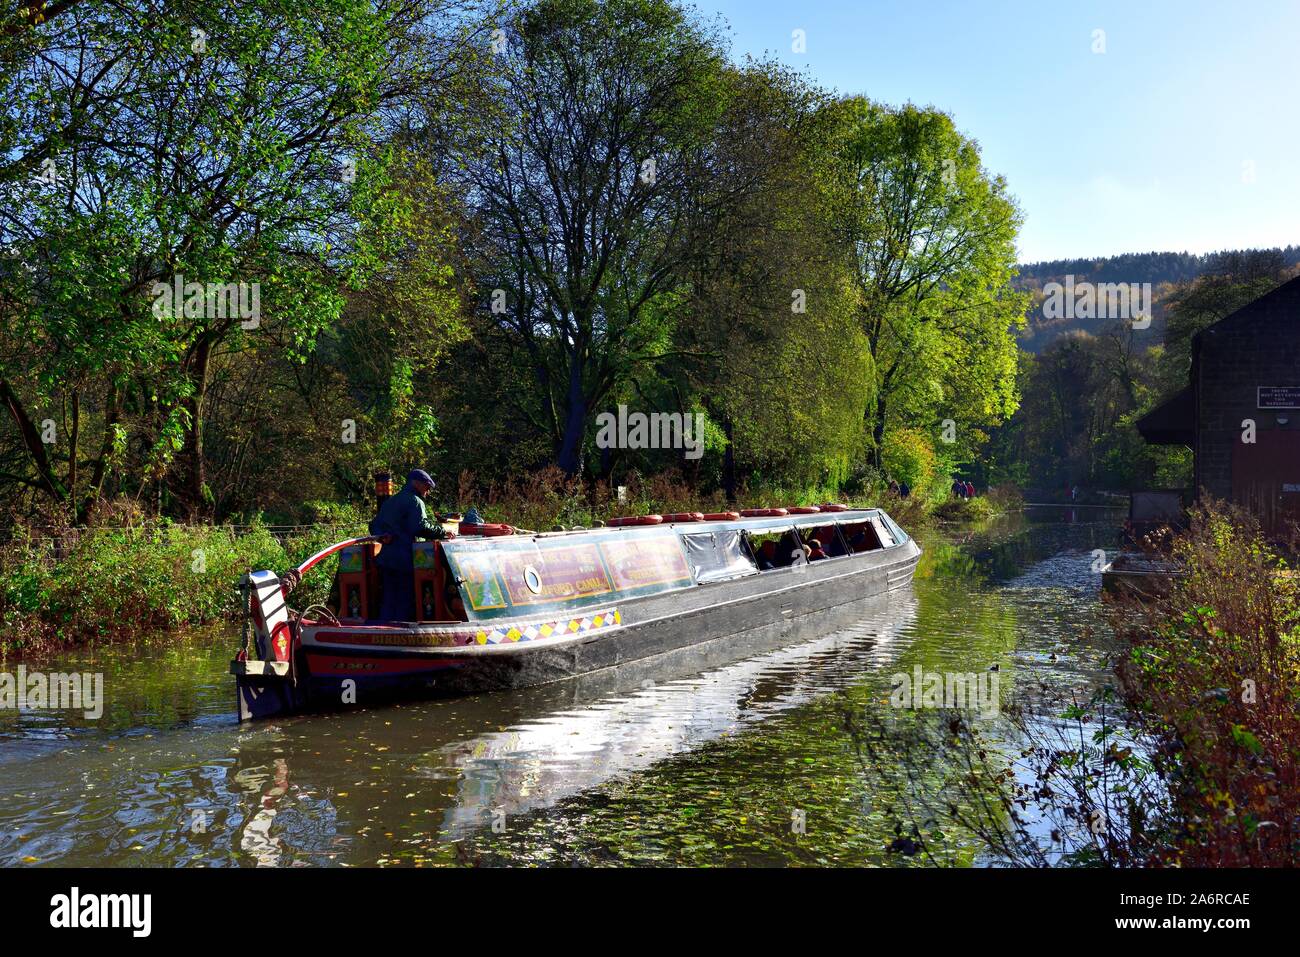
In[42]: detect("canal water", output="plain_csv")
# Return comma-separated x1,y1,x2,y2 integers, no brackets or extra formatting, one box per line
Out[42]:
0,509,1123,867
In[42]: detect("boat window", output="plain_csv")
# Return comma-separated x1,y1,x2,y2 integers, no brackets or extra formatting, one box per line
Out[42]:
803,524,848,558
879,511,909,544
442,530,694,620
746,530,806,570
680,529,759,583
869,515,896,547
839,521,884,552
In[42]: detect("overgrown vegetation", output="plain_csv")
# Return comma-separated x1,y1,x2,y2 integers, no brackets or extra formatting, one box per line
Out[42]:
0,502,362,654
1116,501,1300,865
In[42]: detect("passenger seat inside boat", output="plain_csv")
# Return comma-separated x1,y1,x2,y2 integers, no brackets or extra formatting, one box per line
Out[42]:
745,533,792,570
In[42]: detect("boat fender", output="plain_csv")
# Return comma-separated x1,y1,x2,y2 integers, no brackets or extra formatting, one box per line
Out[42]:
740,508,788,517
662,512,704,522
786,506,822,514
819,502,848,512
702,511,741,521
608,514,664,526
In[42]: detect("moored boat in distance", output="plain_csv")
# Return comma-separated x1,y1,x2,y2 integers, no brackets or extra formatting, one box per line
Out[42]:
231,506,922,720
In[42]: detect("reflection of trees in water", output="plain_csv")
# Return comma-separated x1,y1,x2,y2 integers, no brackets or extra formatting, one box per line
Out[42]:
919,515,1123,587
845,685,1170,867
437,595,921,846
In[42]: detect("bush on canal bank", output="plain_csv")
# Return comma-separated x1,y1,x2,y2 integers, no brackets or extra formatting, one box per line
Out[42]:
450,466,1016,533
1114,500,1300,866
929,484,1022,525
0,504,360,654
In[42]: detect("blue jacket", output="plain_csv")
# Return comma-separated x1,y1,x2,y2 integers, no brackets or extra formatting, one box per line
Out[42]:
369,483,444,571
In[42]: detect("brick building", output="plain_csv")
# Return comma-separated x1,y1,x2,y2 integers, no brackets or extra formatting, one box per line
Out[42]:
1137,274,1300,535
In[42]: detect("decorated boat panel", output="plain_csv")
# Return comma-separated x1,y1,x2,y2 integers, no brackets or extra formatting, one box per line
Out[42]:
442,528,694,620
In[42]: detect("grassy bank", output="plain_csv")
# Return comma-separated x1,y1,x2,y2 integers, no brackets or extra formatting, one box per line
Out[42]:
0,517,362,656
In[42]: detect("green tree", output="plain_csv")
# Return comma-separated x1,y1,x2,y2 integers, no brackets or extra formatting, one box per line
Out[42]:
673,60,872,497
456,0,727,476
0,0,483,518
825,99,1026,471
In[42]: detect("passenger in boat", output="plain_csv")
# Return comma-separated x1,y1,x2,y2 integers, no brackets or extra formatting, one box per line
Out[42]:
370,469,451,621
807,539,828,561
849,530,870,552
757,540,778,570
775,531,803,566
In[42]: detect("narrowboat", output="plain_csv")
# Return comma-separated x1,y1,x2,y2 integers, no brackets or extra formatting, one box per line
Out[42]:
231,505,921,720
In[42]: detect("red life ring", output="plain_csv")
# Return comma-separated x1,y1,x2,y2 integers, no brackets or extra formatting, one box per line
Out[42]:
608,515,664,527
740,508,788,517
662,512,704,522
787,506,822,514
820,502,848,512
702,511,741,521
458,522,515,536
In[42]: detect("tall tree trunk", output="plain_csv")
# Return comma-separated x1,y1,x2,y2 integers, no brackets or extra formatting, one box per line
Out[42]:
0,378,69,502
81,381,120,523
68,391,79,505
722,413,736,503
180,338,213,518
869,393,887,471
555,353,587,477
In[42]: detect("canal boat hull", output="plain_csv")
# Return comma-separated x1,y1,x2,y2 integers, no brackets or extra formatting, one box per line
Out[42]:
234,510,921,720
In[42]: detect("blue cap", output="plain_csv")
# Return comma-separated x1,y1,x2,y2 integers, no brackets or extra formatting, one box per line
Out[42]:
407,469,434,486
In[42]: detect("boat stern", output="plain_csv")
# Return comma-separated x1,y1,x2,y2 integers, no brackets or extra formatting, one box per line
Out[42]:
232,569,304,721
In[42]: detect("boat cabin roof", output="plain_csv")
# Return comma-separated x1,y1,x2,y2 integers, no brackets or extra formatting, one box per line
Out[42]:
440,508,909,622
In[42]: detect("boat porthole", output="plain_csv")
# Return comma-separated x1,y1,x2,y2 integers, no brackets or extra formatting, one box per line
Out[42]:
524,565,542,594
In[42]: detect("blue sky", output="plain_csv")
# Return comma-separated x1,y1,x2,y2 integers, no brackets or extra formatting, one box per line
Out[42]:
698,0,1300,263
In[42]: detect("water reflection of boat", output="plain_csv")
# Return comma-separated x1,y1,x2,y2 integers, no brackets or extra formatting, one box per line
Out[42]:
224,587,920,852
439,588,919,835
234,757,289,867
233,508,921,720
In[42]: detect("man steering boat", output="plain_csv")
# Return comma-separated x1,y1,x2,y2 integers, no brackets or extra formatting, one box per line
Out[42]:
368,468,452,621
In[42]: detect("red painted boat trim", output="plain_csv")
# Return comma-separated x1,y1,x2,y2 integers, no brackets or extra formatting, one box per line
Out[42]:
304,651,465,675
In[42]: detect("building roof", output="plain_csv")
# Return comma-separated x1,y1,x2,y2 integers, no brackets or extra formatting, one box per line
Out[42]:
1194,272,1300,342
1135,385,1194,445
